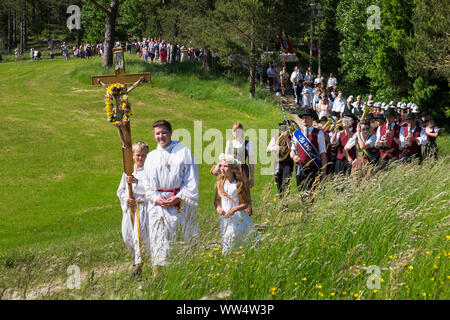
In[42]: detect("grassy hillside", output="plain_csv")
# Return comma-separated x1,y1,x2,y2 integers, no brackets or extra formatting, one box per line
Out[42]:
0,56,448,300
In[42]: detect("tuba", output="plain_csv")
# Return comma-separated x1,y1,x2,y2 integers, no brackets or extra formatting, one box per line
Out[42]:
332,119,344,132
276,122,295,161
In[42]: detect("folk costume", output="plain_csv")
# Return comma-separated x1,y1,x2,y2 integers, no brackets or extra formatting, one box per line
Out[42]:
117,165,150,267
399,113,427,162
291,109,326,191
143,140,199,266
376,108,402,169
266,120,294,197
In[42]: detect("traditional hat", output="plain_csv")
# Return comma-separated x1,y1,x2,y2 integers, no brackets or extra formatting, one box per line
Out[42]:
401,103,407,109
375,114,386,121
397,102,402,108
406,102,412,109
365,113,375,121
297,108,318,121
319,116,328,122
425,114,434,122
383,108,397,118
405,113,416,121
389,101,395,106
381,102,387,109
367,101,374,107
342,111,358,121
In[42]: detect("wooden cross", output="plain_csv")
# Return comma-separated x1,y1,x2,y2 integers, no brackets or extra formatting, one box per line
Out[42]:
92,48,150,227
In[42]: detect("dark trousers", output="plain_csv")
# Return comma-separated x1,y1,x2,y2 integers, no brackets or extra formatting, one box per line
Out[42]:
296,165,319,192
401,152,422,164
275,161,294,197
335,158,351,175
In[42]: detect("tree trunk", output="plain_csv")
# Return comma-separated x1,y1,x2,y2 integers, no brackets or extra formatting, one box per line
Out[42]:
203,48,212,69
103,0,120,68
249,41,256,99
8,9,12,54
13,10,17,48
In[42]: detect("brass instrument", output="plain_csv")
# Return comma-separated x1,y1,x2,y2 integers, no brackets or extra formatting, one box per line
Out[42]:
332,119,344,132
360,104,372,121
276,122,295,161
322,118,333,130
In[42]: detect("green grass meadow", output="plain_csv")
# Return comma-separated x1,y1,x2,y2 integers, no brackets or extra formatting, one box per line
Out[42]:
0,55,448,300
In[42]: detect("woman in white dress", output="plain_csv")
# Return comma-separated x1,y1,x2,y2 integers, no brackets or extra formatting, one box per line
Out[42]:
214,154,255,254
117,141,151,276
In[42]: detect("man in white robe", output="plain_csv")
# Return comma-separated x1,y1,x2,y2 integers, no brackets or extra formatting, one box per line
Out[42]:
142,120,199,276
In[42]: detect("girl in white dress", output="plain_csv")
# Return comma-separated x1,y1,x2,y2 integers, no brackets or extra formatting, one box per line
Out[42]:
214,154,255,254
117,141,151,276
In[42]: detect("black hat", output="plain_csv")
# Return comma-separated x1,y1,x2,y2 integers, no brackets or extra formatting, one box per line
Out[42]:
425,114,434,122
383,108,397,118
375,114,386,121
331,111,340,118
319,116,328,122
342,111,357,121
278,119,291,126
297,108,318,121
405,113,416,121
365,113,375,121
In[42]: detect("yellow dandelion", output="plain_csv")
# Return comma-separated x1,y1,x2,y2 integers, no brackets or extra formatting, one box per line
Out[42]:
330,292,335,297
446,235,450,240
316,285,322,289
342,291,347,295
389,255,393,259
425,251,430,255
422,292,426,297
380,278,385,283
353,293,359,298
294,282,298,286
373,289,378,293
433,264,438,269
318,292,324,297
408,265,414,270
430,277,435,281
302,277,307,281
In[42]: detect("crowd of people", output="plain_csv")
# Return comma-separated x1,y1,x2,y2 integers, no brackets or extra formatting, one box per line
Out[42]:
266,79,441,197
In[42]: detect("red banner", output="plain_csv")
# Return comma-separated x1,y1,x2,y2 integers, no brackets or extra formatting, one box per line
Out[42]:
279,34,294,54
307,38,319,56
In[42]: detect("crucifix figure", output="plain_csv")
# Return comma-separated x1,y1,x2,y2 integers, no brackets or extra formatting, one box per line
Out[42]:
92,48,150,227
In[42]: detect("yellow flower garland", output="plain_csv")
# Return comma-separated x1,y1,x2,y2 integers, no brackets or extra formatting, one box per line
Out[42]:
105,83,132,127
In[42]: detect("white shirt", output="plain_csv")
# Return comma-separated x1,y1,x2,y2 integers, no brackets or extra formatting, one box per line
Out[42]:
291,126,326,154
345,133,376,150
376,122,396,144
332,98,345,113
143,140,199,206
330,128,354,145
231,139,255,165
399,126,427,148
327,77,337,88
267,67,275,77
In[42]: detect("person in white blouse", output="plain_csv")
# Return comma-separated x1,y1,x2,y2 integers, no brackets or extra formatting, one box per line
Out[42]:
141,120,199,277
327,73,337,89
117,142,151,277
332,91,345,114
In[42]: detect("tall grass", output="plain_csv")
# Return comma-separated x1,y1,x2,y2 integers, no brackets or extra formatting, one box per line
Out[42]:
0,56,448,300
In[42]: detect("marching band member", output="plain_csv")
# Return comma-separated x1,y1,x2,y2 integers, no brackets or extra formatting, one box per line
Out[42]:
399,113,427,163
290,109,327,191
424,115,440,159
266,120,294,198
375,108,402,169
142,120,199,277
331,111,357,175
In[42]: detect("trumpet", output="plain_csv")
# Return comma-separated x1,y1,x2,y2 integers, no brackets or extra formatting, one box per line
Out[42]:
332,119,344,132
322,118,333,130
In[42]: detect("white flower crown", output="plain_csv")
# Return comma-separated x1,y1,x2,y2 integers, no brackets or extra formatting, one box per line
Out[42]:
218,153,242,167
